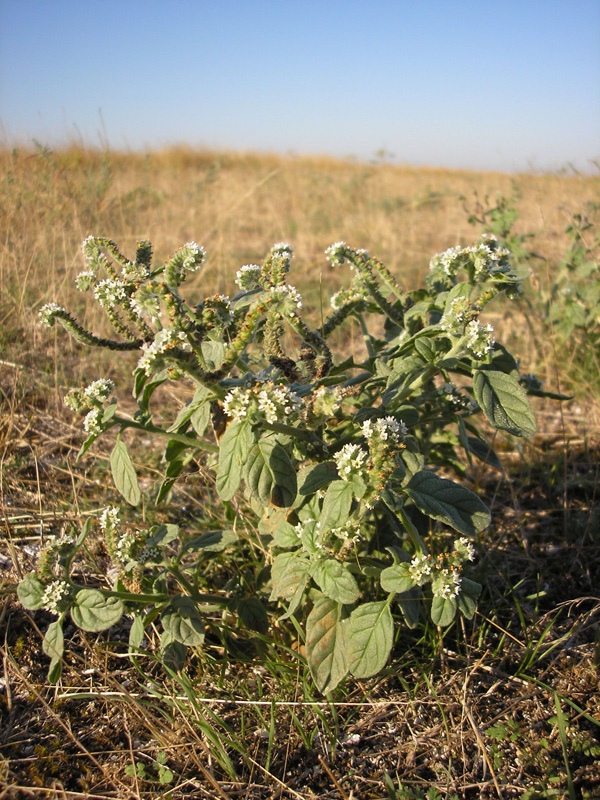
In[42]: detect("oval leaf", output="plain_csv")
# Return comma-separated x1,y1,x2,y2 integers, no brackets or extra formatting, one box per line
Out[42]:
320,480,353,531
473,369,536,437
380,562,416,594
71,589,124,632
430,596,457,627
406,471,490,535
110,437,141,506
347,601,394,678
311,558,360,605
42,619,64,659
216,420,252,501
161,596,205,646
245,439,297,508
306,596,348,694
17,574,46,610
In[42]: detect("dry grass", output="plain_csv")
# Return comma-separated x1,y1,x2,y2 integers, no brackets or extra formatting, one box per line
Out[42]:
1,145,599,798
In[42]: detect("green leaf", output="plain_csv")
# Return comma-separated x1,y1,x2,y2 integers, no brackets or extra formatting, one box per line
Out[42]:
201,339,225,370
245,439,297,508
457,577,481,620
473,369,536,437
406,471,490,535
306,596,348,694
161,596,205,646
129,614,145,649
184,529,238,553
234,597,269,634
110,437,141,506
190,402,211,436
269,551,311,618
347,601,394,678
430,596,457,627
380,562,415,594
320,480,353,531
396,587,421,628
42,619,64,660
17,574,46,610
311,559,360,604
296,461,338,496
71,589,124,632
48,656,62,684
273,520,301,548
466,436,503,469
216,420,252,501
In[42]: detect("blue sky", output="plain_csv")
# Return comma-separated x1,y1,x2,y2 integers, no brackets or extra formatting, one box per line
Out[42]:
1,0,598,172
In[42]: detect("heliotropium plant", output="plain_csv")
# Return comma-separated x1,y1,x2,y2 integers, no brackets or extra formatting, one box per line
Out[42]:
22,233,539,692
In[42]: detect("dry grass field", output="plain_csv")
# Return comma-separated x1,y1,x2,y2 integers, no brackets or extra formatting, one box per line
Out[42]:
0,145,599,799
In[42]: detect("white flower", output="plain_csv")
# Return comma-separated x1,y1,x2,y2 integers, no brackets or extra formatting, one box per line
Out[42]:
408,553,433,585
235,264,262,291
99,507,120,531
181,242,207,271
454,537,476,563
83,407,103,434
83,379,114,404
256,382,303,424
440,296,473,336
324,241,348,266
41,579,70,614
38,303,65,326
465,320,495,359
362,416,407,444
94,278,127,309
223,386,255,421
137,328,192,376
268,284,303,317
431,568,461,600
271,242,293,258
334,443,369,480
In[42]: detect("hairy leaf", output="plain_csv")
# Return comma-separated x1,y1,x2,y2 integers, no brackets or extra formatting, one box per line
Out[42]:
17,574,46,610
245,439,297,508
430,596,457,627
473,369,536,437
311,558,360,604
406,471,490,535
347,601,394,678
161,596,205,646
42,619,64,660
320,480,353,531
71,589,124,632
216,420,252,501
306,596,348,693
110,437,141,506
380,562,415,594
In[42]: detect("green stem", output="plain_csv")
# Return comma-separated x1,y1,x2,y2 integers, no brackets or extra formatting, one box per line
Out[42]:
112,415,219,452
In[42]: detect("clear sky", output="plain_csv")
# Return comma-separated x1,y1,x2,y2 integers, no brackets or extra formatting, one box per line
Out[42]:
1,0,599,172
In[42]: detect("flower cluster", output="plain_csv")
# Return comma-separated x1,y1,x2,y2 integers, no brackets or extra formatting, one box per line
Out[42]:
36,532,76,580
38,303,66,326
75,270,96,291
236,264,262,291
223,382,303,425
199,295,234,330
436,382,477,413
408,538,476,600
334,443,369,481
94,278,127,309
429,235,511,282
137,328,192,376
465,320,495,359
324,241,349,266
268,284,302,317
440,297,476,336
100,506,120,532
361,416,407,445
271,242,294,258
40,579,70,614
330,287,367,310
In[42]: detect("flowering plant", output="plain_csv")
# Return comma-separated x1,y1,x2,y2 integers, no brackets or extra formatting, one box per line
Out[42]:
21,233,538,692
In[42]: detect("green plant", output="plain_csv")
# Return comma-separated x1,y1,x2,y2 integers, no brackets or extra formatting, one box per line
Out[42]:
20,233,540,693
